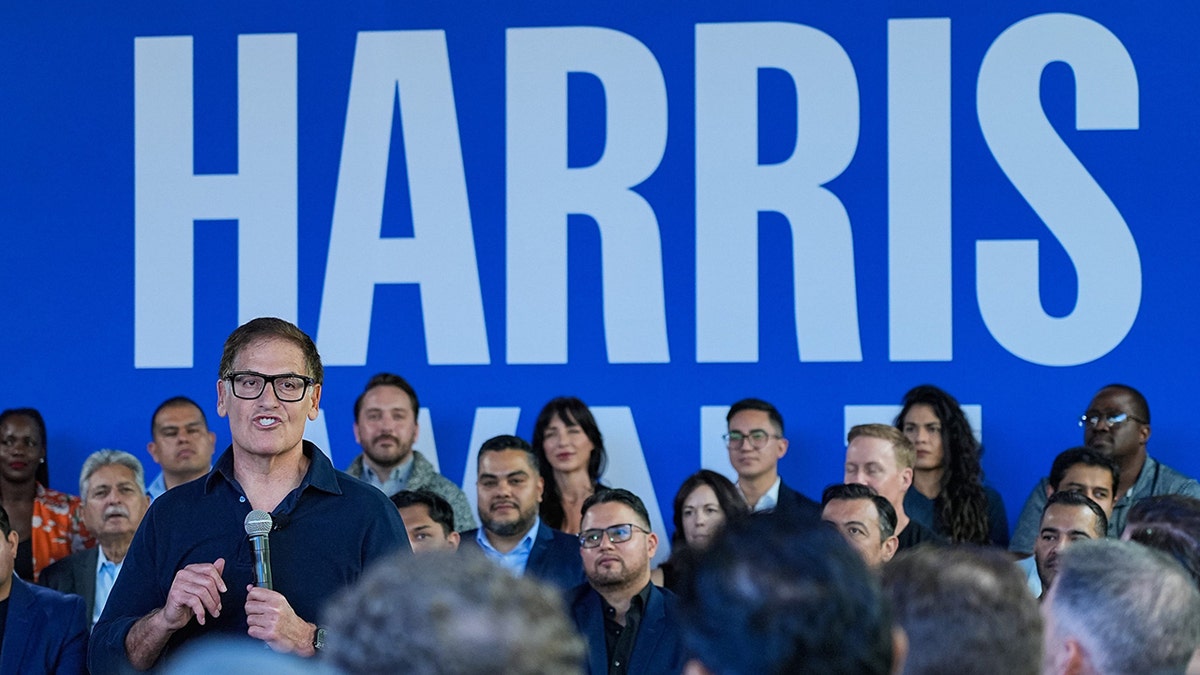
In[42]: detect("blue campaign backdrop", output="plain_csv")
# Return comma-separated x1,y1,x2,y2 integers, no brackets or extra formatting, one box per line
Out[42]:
2,1,1197,546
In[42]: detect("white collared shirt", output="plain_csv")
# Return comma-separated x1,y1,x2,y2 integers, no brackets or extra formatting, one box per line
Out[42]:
741,476,782,512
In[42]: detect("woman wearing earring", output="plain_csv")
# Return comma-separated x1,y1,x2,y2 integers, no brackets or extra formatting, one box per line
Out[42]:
0,408,90,580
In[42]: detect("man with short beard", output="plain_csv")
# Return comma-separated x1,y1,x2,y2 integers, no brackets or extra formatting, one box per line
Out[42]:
345,373,475,531
459,435,584,591
570,488,684,675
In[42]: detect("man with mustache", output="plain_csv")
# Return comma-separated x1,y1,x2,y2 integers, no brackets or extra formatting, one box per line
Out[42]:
41,450,150,629
345,373,475,531
460,435,584,591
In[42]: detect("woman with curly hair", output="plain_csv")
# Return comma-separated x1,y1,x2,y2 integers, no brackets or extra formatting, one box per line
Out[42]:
531,397,607,534
895,385,1009,545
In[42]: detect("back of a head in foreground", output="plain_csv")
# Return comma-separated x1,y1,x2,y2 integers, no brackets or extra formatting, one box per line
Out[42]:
1124,494,1200,589
679,511,893,675
1045,538,1200,675
321,552,585,675
881,545,1041,675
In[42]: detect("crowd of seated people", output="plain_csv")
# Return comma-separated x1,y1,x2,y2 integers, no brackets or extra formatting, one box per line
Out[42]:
8,360,1200,674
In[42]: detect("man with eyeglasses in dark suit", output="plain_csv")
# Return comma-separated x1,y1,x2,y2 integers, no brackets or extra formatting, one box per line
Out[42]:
569,488,683,675
1010,383,1200,557
724,398,820,520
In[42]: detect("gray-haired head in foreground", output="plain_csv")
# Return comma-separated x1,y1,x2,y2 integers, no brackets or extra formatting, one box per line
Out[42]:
321,552,585,675
882,545,1041,675
1045,538,1200,675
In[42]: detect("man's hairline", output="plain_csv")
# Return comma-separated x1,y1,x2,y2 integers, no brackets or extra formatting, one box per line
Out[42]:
357,383,418,421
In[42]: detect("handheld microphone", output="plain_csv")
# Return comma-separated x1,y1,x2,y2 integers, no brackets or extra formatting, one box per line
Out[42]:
244,510,274,590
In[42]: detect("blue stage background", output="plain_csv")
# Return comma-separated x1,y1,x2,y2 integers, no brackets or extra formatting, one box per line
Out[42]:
2,2,1196,542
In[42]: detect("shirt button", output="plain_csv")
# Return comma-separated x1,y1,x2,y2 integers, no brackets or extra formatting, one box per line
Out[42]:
239,496,246,503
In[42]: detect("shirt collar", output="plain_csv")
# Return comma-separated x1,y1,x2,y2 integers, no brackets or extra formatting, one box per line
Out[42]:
205,441,342,496
1121,455,1160,504
741,476,782,512
476,516,541,555
364,453,415,485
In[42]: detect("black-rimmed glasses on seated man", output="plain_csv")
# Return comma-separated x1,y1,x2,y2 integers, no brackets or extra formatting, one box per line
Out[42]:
579,523,651,548
1078,412,1146,429
225,371,315,402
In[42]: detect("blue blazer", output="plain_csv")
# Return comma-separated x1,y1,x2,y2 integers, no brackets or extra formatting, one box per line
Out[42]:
1,575,88,674
461,521,586,591
569,582,684,675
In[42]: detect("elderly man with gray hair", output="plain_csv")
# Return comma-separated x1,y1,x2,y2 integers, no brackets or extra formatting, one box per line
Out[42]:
1042,538,1200,675
40,450,150,628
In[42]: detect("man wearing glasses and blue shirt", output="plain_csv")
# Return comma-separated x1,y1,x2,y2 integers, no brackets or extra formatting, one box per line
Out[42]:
569,488,684,675
1009,384,1200,556
90,318,408,672
724,398,820,518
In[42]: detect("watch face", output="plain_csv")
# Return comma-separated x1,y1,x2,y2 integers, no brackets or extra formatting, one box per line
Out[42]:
314,627,327,651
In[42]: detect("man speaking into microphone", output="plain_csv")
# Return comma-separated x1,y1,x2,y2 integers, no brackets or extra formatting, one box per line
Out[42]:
91,318,409,672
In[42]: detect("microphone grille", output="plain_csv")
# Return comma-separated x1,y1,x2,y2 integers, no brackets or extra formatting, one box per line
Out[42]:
244,509,273,536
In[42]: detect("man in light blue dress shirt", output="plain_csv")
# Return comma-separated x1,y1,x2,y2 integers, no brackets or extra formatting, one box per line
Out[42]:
459,435,585,591
146,397,216,501
40,450,150,628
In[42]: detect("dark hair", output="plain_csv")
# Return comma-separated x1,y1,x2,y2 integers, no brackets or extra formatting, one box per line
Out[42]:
1043,490,1108,538
581,488,651,531
822,483,898,541
531,397,606,530
391,489,456,535
670,470,748,549
0,504,10,537
680,512,893,674
149,396,208,437
354,373,419,420
1125,494,1200,588
1096,383,1151,423
218,317,323,384
477,435,539,473
0,408,49,486
1048,447,1119,495
895,385,990,544
726,398,785,435
883,546,1042,675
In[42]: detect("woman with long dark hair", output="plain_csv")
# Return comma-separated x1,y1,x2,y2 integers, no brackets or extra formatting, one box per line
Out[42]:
652,469,748,591
531,397,607,534
895,386,1008,545
0,408,91,580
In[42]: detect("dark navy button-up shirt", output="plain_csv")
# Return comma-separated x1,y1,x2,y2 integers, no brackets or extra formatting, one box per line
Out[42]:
89,441,408,672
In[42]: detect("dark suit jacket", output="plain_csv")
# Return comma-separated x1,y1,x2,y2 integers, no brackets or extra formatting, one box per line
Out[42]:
39,547,99,628
1,575,88,674
776,480,821,521
461,521,585,591
569,582,684,675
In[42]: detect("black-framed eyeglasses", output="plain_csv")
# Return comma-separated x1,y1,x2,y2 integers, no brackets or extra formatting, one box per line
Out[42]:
722,430,781,449
225,371,315,402
1078,412,1146,429
579,523,651,548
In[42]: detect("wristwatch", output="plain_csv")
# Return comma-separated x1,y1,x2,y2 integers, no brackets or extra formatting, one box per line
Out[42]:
312,626,327,652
